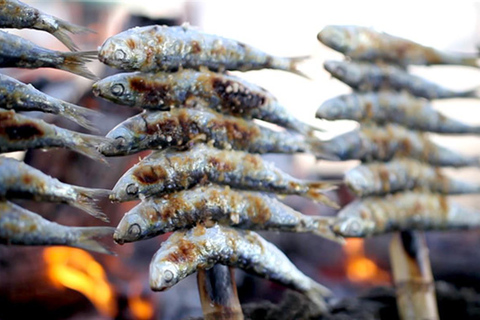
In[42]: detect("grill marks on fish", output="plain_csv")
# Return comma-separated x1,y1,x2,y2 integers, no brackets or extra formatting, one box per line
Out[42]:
129,76,173,106
149,224,330,311
0,110,109,163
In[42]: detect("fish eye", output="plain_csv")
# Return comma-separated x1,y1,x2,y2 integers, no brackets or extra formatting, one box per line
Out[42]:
111,83,125,96
346,219,361,234
127,223,141,238
126,183,138,195
335,66,346,78
163,270,174,282
114,49,126,60
114,136,126,148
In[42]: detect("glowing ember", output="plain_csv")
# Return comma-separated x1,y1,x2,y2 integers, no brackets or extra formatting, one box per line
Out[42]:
129,295,154,320
43,247,117,317
345,238,390,284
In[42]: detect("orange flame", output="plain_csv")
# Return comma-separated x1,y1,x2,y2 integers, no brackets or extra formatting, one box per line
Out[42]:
129,295,154,320
345,238,390,284
43,247,117,317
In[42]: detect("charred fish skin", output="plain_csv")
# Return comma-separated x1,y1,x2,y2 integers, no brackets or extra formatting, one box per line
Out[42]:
0,0,92,51
0,201,115,254
100,108,316,157
0,157,109,221
92,69,315,136
323,60,477,100
332,192,480,237
109,143,336,207
345,158,480,197
98,24,307,76
0,74,99,131
318,123,480,167
318,25,479,68
317,91,480,134
113,184,342,244
149,224,330,310
0,31,97,79
0,109,110,163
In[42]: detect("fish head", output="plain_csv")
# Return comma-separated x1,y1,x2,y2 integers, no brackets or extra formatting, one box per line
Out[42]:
343,167,372,197
110,168,142,202
114,209,150,244
331,216,375,237
149,261,181,291
317,25,352,53
323,60,362,86
316,95,356,120
101,119,145,156
92,73,138,106
98,31,147,71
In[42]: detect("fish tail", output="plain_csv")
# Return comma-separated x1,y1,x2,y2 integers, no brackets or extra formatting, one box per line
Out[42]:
71,186,110,222
304,281,331,314
69,132,111,164
61,101,100,132
73,226,116,255
60,51,98,80
305,180,340,208
271,55,310,78
309,216,346,244
307,138,341,161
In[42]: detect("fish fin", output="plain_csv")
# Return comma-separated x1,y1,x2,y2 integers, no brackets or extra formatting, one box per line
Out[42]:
70,132,111,164
305,183,339,209
308,138,341,161
73,226,116,255
310,216,346,245
286,56,311,79
61,51,98,80
52,21,93,51
61,102,100,132
71,186,110,222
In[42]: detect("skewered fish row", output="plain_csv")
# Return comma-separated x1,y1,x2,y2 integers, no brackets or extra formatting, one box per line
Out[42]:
114,184,343,244
332,192,480,237
323,59,478,100
0,157,109,221
345,158,480,197
109,143,337,207
0,30,97,79
149,224,330,312
316,91,480,134
0,109,109,162
92,69,318,136
0,73,99,131
0,201,114,254
318,25,480,68
100,108,329,158
98,24,307,76
318,123,480,167
0,0,93,51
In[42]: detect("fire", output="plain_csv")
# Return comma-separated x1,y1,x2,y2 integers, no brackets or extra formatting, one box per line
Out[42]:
129,295,154,320
345,238,390,284
43,247,117,318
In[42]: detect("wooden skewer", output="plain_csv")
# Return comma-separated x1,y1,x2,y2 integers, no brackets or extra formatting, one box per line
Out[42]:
389,231,439,320
197,265,244,320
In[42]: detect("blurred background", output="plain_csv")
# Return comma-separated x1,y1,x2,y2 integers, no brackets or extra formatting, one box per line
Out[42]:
2,1,480,319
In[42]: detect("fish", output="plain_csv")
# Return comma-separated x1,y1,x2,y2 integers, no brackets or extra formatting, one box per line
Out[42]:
344,158,480,197
98,24,308,76
0,74,99,131
113,184,343,244
318,25,479,68
316,91,480,134
149,224,331,311
91,69,318,136
0,109,110,163
0,201,115,254
109,143,338,207
317,123,480,167
323,60,477,100
0,31,97,79
0,0,93,51
0,157,109,221
99,108,330,158
332,191,480,237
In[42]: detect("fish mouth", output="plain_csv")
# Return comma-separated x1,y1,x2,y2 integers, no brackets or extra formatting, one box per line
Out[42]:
113,231,124,245
108,192,120,202
91,83,100,97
